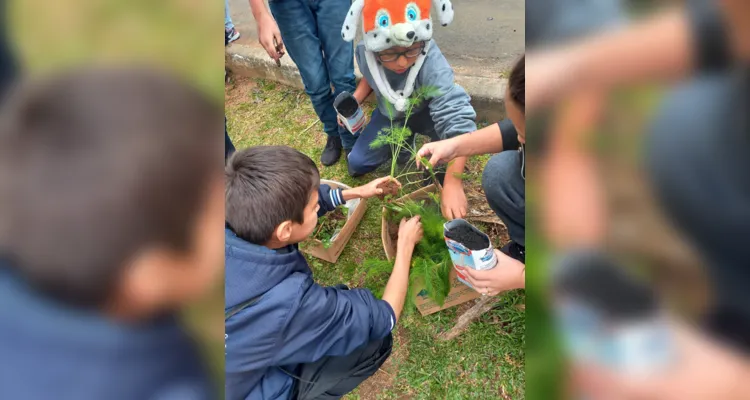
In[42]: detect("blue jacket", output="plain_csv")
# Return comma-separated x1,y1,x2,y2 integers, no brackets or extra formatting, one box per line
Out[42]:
225,185,395,400
0,266,214,400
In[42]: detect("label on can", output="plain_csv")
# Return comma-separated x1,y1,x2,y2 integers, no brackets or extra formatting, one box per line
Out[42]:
443,219,497,289
553,296,673,374
334,92,366,136
340,107,366,135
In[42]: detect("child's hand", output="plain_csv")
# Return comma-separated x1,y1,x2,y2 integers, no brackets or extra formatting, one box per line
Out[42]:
441,181,468,220
456,250,525,296
357,176,401,199
416,138,459,169
397,216,423,250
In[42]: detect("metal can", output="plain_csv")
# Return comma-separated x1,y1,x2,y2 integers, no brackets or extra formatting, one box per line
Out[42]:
443,219,497,289
334,92,366,135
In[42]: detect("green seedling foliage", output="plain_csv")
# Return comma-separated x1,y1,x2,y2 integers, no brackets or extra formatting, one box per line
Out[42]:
312,209,346,249
382,197,452,308
423,258,451,306
415,85,443,100
364,258,394,278
383,99,395,120
363,197,452,310
371,85,442,179
363,85,455,310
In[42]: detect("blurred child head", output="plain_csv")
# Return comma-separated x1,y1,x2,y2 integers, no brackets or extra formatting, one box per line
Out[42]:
506,55,525,143
376,41,426,74
225,146,321,249
0,69,224,319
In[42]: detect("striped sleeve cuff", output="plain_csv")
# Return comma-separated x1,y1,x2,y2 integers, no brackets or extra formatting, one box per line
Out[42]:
329,188,345,207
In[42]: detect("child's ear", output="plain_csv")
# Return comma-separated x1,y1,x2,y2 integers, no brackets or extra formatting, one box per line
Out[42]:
275,220,294,243
109,249,174,318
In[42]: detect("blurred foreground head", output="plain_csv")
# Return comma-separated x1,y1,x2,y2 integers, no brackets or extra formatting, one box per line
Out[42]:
0,68,224,318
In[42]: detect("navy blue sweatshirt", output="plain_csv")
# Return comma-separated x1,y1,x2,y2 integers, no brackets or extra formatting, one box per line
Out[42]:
0,0,16,101
0,267,213,400
225,184,395,400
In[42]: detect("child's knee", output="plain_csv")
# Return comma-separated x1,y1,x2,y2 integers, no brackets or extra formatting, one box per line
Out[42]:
346,150,374,177
482,151,518,201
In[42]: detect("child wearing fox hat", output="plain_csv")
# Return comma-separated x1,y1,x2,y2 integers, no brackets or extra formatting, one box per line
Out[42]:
342,0,476,220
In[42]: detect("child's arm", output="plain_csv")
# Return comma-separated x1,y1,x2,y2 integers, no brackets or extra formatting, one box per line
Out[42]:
341,176,401,201
382,216,423,320
318,177,401,217
317,184,346,217
352,78,373,105
249,0,284,62
420,45,477,141
442,156,467,220
416,120,517,168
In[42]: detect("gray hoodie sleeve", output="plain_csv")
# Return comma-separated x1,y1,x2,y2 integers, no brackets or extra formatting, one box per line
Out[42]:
419,43,477,139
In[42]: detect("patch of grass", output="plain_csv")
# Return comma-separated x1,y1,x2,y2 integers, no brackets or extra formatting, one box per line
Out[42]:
226,77,525,399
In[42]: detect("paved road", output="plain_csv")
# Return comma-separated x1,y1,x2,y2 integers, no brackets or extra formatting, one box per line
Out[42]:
226,0,524,77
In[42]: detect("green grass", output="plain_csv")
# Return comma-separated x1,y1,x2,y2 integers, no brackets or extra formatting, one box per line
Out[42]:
226,77,525,399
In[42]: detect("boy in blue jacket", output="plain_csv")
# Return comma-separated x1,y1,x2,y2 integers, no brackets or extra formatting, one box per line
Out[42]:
225,146,423,400
0,69,224,400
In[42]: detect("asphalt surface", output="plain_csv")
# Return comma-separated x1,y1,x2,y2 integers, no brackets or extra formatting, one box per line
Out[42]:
226,0,525,78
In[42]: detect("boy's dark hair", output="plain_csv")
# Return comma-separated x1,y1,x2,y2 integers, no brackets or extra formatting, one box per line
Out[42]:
509,55,525,113
225,146,319,245
0,68,222,307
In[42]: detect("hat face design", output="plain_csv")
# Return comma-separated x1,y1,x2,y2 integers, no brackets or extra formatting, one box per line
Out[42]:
342,0,454,52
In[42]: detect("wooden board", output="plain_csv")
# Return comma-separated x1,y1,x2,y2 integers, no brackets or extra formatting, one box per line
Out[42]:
301,180,367,263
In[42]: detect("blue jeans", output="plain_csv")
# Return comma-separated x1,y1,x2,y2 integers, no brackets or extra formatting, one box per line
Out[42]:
224,0,234,30
348,108,437,176
482,150,525,246
268,0,357,149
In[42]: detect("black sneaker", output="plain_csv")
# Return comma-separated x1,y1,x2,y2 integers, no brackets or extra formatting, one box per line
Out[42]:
500,241,525,263
321,136,342,166
225,27,240,45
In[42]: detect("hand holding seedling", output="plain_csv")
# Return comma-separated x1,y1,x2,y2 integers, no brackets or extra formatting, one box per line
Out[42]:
346,176,401,200
456,250,525,296
416,137,459,169
397,215,423,250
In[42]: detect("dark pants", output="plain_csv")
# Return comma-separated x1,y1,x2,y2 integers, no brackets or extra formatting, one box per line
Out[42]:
291,333,393,400
482,150,525,247
0,14,16,105
348,108,438,176
269,0,358,149
225,117,235,161
646,73,750,352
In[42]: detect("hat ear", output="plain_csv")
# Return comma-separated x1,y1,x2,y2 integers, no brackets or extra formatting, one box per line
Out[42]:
342,0,365,42
432,0,454,26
